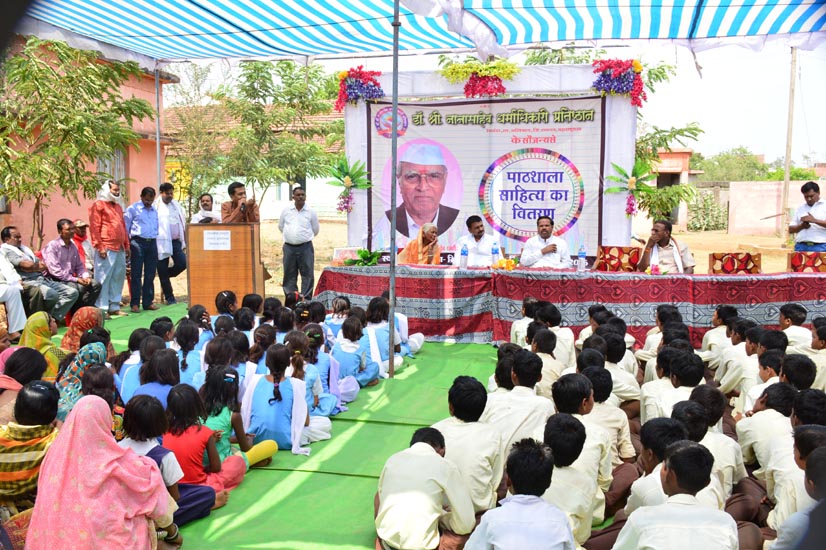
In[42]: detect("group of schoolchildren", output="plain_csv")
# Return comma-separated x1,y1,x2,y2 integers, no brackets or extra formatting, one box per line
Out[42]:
374,298,826,550
0,287,426,549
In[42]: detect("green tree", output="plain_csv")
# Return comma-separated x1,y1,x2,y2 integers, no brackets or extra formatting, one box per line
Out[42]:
0,37,154,247
696,146,767,181
214,60,342,199
524,42,606,65
164,62,226,216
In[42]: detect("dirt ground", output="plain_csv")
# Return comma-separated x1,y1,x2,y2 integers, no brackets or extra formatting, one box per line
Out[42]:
165,222,792,303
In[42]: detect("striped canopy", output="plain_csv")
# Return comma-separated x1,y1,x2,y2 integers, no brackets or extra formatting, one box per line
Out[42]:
22,0,826,61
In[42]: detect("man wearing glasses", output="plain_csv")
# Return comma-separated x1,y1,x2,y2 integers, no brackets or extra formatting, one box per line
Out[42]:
385,143,460,238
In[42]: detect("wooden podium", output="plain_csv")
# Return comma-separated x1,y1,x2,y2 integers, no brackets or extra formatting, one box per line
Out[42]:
186,223,266,314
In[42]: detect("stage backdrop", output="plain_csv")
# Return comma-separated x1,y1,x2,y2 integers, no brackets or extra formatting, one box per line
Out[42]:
367,97,604,257
344,66,637,255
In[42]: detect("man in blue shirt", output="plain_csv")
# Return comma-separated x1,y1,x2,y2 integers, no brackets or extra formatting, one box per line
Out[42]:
124,187,160,312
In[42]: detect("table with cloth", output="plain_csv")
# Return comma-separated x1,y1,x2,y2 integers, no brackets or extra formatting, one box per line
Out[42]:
315,267,826,346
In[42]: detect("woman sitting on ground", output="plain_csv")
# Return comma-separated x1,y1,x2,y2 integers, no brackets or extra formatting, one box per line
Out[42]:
398,223,441,265
26,395,181,550
19,313,68,381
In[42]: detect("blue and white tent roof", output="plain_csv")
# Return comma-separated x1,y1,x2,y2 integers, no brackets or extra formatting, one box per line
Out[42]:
20,0,826,61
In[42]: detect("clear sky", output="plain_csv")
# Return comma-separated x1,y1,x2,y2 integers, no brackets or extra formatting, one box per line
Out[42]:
180,40,826,166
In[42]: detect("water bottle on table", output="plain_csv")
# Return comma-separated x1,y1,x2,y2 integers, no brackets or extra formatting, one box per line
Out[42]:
459,244,468,269
491,244,500,266
577,244,587,272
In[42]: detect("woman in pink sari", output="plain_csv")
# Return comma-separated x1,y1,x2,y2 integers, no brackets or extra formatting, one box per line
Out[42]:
25,395,181,550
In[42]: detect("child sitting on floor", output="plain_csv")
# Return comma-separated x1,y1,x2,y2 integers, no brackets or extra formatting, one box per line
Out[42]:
285,330,337,418
465,438,575,550
779,303,810,348
325,296,350,340
248,324,276,375
174,319,202,388
199,365,277,469
376,427,475,550
162,384,246,496
510,295,538,349
331,316,378,388
119,394,219,520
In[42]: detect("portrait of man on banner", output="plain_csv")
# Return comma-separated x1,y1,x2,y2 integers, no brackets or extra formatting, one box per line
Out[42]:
384,142,461,238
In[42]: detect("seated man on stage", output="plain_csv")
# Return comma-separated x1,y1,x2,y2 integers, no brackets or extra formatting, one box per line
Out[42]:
451,215,498,268
519,216,571,269
221,182,259,223
636,219,695,274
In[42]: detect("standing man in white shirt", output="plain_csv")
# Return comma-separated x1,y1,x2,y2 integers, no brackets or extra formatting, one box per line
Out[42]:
789,181,826,252
452,215,499,267
519,216,571,269
278,186,319,300
155,183,187,305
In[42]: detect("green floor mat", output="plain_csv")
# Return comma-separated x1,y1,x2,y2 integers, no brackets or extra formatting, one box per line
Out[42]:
180,469,379,550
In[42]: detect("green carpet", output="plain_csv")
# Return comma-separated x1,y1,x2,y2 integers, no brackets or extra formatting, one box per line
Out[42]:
82,312,497,550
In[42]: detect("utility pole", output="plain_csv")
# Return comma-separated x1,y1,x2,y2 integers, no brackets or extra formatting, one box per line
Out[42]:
780,47,797,239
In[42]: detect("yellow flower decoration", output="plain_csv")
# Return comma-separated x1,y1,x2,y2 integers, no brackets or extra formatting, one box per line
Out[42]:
338,70,349,81
627,176,637,190
632,60,643,74
343,176,352,188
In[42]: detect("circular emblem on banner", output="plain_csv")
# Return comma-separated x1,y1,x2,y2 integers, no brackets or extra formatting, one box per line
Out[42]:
478,148,584,242
374,107,408,138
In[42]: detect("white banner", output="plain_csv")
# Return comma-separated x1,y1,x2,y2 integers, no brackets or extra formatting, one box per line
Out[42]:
366,97,604,257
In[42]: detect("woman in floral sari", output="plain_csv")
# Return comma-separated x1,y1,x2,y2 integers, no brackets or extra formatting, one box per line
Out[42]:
398,223,441,265
56,342,108,422
19,312,68,381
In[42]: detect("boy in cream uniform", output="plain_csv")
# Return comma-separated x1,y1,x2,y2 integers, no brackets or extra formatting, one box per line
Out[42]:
550,374,615,525
762,397,826,532
615,441,738,550
532,329,567,399
581,367,636,468
791,321,826,392
715,318,757,384
542,414,598,547
535,303,576,370
698,305,739,370
652,352,704,420
689,385,747,499
634,305,683,368
375,428,475,550
480,349,554,464
432,376,503,515
744,350,783,412
509,296,538,349
780,303,812,348
736,383,797,476
600,331,641,406
641,347,686,424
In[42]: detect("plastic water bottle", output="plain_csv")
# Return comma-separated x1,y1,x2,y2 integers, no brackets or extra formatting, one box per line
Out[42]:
491,244,500,266
459,244,469,269
577,244,587,272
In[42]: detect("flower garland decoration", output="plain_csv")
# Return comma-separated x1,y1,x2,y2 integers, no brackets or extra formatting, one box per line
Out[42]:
604,160,657,217
591,59,647,108
334,66,385,111
326,155,372,214
437,56,521,99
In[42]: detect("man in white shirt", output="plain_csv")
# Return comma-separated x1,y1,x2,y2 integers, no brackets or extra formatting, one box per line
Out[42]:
636,219,696,274
279,186,320,299
465,438,575,550
0,253,27,337
789,181,826,252
190,193,222,224
155,182,187,305
375,427,475,550
432,376,503,514
614,441,738,550
452,215,498,268
519,216,571,269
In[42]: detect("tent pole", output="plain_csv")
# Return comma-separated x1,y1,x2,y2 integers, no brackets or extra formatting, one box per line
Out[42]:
780,46,796,239
155,66,162,189
388,0,401,378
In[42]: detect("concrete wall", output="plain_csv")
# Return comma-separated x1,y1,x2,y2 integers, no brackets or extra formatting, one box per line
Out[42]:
728,180,810,236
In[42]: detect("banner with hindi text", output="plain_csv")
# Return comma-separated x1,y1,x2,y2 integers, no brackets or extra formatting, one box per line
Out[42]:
366,97,605,257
